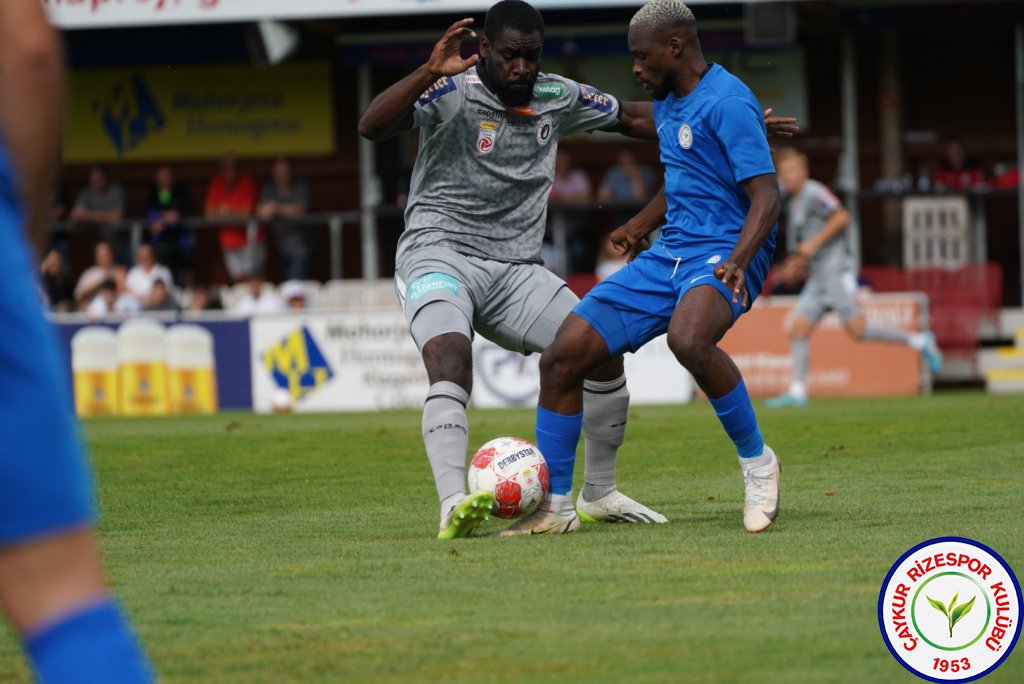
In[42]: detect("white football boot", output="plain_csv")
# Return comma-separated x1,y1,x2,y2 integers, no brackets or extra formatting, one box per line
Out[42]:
741,446,780,533
495,494,580,537
576,490,668,524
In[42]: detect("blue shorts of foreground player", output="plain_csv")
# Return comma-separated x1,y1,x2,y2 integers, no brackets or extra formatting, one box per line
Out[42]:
0,199,94,546
575,241,773,357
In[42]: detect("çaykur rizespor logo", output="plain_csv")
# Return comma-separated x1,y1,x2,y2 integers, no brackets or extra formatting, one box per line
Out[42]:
879,537,1020,682
92,73,167,154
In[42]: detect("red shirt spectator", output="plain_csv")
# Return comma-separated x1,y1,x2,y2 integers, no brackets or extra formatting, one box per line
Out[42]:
205,155,264,281
933,136,984,191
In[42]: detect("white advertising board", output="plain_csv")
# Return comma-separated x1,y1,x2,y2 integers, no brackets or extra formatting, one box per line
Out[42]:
44,0,647,30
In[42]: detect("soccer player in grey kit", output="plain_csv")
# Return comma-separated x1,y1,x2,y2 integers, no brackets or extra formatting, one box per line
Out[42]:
360,0,797,537
765,147,942,408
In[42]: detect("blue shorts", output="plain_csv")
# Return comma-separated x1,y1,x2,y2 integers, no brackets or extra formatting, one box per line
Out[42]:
0,197,94,546
575,242,772,357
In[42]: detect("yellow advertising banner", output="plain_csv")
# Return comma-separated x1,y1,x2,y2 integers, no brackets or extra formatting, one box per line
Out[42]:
64,62,334,162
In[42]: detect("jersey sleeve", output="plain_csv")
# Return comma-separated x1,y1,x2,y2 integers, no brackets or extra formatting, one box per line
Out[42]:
711,95,777,184
411,74,464,128
808,183,842,220
559,80,621,136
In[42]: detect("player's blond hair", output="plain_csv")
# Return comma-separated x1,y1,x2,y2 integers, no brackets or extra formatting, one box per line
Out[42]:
774,147,808,167
630,0,696,31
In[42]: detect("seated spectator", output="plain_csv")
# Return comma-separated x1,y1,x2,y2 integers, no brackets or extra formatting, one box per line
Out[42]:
597,149,654,207
279,279,309,310
205,154,262,283
85,278,139,319
257,157,313,280
185,287,222,312
125,243,174,308
145,164,192,287
933,135,984,191
991,163,1019,190
232,274,284,316
547,150,593,272
69,165,127,261
142,278,177,312
73,240,125,310
39,247,74,312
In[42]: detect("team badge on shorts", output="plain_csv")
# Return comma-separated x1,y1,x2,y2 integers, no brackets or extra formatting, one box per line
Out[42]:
878,537,1021,682
678,123,693,149
537,118,553,145
477,121,498,154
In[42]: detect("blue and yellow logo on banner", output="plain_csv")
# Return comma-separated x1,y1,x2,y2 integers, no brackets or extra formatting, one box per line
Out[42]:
64,62,334,161
262,326,334,403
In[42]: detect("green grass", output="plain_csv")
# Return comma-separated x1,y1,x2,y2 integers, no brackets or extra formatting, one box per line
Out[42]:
1,393,1022,683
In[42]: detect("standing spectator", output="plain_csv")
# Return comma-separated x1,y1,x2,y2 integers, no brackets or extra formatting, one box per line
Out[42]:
73,240,125,310
39,247,74,311
232,274,284,316
69,165,127,261
548,150,593,272
145,165,192,287
204,154,261,283
257,157,313,280
125,242,174,309
933,135,984,191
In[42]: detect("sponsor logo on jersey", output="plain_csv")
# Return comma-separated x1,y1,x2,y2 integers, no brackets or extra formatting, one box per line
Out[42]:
533,82,564,99
417,76,457,105
537,118,553,145
262,326,334,404
465,73,482,85
577,84,615,114
678,123,693,149
408,272,461,305
477,120,498,154
507,106,538,116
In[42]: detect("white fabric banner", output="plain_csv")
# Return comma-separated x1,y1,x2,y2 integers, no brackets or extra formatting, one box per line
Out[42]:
44,0,646,30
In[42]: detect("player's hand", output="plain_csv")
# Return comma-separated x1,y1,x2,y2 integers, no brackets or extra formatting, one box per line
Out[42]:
795,240,815,260
609,223,651,262
763,108,799,141
714,260,750,307
426,18,480,78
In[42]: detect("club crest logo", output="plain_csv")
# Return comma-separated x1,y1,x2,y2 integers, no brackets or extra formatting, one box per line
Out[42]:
879,537,1021,682
537,118,553,146
706,255,722,264
477,120,498,154
678,123,693,150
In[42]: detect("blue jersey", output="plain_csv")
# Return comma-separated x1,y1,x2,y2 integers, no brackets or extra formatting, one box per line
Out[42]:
653,63,777,257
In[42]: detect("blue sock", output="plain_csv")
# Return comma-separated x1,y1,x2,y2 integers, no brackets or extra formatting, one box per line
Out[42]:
708,380,765,459
536,407,583,495
25,597,152,683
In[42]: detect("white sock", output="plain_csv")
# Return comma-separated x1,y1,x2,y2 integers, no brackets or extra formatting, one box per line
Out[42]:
739,449,773,472
787,381,808,401
439,492,465,526
540,492,575,516
908,332,927,351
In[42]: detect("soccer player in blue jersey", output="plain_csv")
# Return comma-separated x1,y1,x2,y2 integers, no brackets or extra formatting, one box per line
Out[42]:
0,2,152,680
509,0,782,535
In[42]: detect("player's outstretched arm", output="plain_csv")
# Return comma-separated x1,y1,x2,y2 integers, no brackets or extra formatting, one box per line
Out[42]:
0,0,62,254
797,207,850,259
358,18,480,141
609,183,667,261
715,173,781,306
607,101,656,139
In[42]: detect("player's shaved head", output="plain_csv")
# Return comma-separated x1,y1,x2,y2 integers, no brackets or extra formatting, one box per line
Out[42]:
485,0,545,42
630,0,696,33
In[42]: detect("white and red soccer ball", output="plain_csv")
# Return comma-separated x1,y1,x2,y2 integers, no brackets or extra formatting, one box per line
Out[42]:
468,437,550,519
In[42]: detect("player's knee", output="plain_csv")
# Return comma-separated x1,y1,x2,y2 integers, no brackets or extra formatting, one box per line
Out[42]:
667,330,712,375
422,333,472,387
539,342,585,391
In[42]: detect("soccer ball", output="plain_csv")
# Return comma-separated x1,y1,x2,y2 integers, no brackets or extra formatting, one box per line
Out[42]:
468,437,550,519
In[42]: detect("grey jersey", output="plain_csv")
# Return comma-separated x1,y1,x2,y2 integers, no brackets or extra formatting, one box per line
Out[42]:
785,178,848,274
398,67,621,264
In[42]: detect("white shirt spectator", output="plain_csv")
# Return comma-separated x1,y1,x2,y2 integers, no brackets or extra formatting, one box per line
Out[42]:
233,291,285,316
125,263,173,301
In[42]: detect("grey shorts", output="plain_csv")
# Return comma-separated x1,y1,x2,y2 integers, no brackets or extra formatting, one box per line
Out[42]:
395,246,574,354
795,269,862,322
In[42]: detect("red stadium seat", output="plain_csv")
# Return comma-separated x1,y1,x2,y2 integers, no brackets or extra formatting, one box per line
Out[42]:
950,262,1002,334
859,265,908,293
566,273,598,298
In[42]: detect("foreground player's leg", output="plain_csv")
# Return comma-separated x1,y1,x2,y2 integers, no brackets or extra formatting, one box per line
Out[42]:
668,288,780,533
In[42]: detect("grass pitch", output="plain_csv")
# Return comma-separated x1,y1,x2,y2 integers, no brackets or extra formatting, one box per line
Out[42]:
1,393,1022,683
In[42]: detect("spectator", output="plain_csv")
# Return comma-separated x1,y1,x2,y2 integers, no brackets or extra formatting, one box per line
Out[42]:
547,150,592,272
39,247,74,311
142,278,177,312
84,278,138,320
204,154,261,283
257,157,313,280
185,286,221,312
279,279,309,310
145,165,192,287
125,242,174,308
232,274,284,316
73,240,125,310
597,149,655,205
69,165,127,261
933,135,984,191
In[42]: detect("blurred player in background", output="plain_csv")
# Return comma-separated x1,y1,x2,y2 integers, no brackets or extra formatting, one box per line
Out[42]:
765,147,942,408
525,0,783,536
360,0,796,538
0,1,152,680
